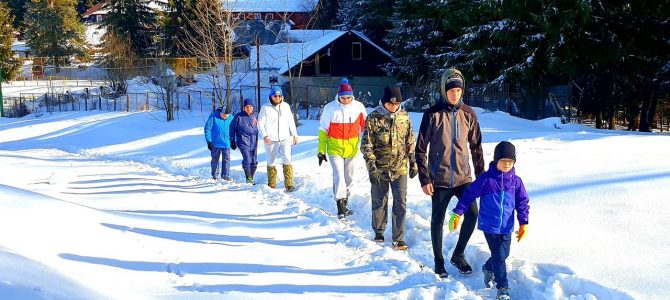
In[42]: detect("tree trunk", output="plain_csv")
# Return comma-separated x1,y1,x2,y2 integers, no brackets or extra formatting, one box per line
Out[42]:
639,91,657,132
595,110,603,129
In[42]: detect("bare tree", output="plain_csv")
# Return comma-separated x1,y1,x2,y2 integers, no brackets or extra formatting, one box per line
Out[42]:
99,32,137,95
179,0,243,114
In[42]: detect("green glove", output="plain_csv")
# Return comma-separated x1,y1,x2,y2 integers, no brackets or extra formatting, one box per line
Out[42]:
448,212,462,232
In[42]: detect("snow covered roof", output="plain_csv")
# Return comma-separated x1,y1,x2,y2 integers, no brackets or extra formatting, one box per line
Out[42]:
250,30,392,75
222,0,318,12
83,0,168,17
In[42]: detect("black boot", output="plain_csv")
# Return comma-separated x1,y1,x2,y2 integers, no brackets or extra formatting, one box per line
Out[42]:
336,198,353,219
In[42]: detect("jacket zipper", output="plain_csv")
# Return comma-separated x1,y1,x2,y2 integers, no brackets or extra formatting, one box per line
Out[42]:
498,173,505,233
450,108,456,187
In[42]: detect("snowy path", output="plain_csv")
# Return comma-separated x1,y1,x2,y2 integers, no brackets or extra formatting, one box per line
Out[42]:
0,149,440,299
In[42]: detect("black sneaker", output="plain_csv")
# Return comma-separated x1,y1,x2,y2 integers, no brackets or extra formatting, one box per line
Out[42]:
373,233,384,243
450,253,473,274
482,264,495,288
496,287,510,300
392,240,408,250
435,264,449,278
285,186,296,192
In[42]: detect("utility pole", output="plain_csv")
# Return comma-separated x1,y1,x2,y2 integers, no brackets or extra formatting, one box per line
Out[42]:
256,34,261,109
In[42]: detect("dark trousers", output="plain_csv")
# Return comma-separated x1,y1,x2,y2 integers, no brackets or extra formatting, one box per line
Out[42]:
211,148,230,178
371,175,407,242
431,184,478,265
240,146,258,171
483,233,512,289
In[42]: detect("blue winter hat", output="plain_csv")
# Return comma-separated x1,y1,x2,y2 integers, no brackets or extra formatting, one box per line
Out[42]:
243,98,254,107
269,86,282,100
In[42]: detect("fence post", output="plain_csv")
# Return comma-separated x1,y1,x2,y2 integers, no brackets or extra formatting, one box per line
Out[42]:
126,95,130,112
146,92,149,111
114,97,117,112
84,92,88,111
98,94,102,110
188,93,191,111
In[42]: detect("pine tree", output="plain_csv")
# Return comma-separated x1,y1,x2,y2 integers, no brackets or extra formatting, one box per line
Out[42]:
336,0,394,47
23,0,87,72
385,0,455,93
161,0,197,56
5,0,27,30
101,0,157,57
76,0,97,16
314,0,339,28
0,1,21,81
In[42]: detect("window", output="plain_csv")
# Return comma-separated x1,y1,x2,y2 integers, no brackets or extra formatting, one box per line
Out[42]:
255,13,262,20
265,14,273,22
352,42,362,60
316,53,331,75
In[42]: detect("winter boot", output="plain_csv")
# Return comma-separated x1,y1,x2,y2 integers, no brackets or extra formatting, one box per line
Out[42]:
392,240,408,251
435,261,449,278
482,264,495,288
373,233,384,243
336,198,353,219
450,253,473,274
267,166,277,188
244,169,255,184
496,287,510,300
283,164,295,192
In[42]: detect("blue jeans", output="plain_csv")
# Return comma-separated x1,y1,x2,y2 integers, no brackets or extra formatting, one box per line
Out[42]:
211,148,230,178
483,232,512,289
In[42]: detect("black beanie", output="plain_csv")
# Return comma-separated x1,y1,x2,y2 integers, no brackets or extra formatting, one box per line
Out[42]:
381,85,402,104
494,141,516,162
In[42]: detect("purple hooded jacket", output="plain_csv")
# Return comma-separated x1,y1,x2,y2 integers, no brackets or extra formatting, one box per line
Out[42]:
453,161,529,234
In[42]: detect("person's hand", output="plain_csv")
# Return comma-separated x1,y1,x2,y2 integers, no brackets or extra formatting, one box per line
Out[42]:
516,225,527,242
369,167,381,185
293,136,299,145
207,141,213,151
421,183,434,196
409,162,418,179
230,141,237,150
317,153,328,166
448,213,462,232
263,136,271,145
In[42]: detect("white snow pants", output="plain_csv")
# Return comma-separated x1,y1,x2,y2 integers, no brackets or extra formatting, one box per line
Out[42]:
328,155,355,200
265,139,292,167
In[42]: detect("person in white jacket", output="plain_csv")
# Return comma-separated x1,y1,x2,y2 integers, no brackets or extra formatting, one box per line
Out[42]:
258,86,299,191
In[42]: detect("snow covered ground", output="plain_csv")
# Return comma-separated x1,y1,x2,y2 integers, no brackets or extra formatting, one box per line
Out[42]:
1,103,669,299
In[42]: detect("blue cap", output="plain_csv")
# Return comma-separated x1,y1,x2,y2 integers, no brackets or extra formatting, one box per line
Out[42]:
269,86,282,100
243,98,254,107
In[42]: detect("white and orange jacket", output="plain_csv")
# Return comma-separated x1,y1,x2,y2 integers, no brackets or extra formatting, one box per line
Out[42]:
318,98,367,158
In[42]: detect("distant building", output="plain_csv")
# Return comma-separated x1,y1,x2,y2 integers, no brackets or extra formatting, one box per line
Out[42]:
250,30,397,108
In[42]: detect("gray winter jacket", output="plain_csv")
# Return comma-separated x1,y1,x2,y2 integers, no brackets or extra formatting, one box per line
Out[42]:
415,100,484,188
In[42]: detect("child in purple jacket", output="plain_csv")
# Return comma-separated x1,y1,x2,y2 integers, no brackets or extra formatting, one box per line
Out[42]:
448,141,529,300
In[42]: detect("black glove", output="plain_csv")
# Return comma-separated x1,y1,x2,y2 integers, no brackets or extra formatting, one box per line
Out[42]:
318,153,328,166
409,162,418,179
207,141,213,151
369,167,381,185
230,141,237,150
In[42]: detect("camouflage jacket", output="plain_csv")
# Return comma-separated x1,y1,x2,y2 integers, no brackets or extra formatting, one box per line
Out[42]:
361,106,416,181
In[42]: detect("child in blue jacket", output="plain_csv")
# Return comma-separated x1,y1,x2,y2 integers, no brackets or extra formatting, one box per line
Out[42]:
449,141,529,300
204,107,233,181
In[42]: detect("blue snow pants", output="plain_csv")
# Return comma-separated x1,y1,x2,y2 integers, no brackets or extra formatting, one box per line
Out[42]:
240,146,258,171
483,232,512,289
211,147,230,179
